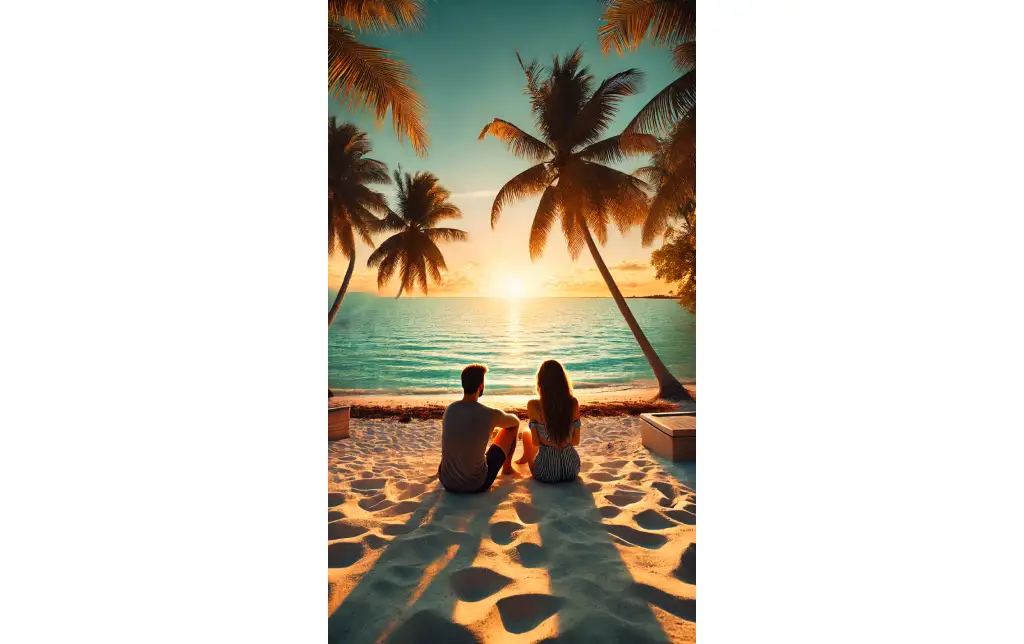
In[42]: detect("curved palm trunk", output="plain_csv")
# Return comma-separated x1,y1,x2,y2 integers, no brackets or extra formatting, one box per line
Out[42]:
328,252,356,328
582,225,693,401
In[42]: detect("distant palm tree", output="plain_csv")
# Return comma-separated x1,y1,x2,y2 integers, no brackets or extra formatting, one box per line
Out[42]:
599,0,695,137
479,49,692,401
368,170,468,297
328,0,429,156
635,111,695,244
328,118,391,328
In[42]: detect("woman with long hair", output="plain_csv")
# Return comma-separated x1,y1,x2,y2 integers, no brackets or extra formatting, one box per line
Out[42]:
515,360,582,483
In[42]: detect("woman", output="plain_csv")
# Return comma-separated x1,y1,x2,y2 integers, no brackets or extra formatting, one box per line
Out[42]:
515,360,582,483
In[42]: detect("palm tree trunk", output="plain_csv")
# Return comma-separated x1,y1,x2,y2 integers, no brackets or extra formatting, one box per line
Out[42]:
581,225,693,401
328,252,356,328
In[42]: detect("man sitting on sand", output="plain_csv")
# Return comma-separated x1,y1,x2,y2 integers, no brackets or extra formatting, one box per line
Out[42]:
437,364,521,493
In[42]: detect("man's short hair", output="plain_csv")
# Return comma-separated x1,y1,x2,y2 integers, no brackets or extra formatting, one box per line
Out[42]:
461,364,488,394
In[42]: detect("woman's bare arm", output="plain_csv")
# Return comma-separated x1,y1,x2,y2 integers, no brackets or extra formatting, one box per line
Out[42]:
571,398,581,445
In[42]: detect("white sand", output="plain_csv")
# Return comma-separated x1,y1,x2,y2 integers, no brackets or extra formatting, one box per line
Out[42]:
328,416,696,644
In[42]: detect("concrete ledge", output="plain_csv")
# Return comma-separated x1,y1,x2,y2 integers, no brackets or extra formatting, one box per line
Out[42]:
639,411,695,461
329,405,351,441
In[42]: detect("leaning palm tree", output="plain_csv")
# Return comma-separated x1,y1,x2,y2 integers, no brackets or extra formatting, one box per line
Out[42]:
599,0,695,137
328,0,429,156
479,49,692,401
368,170,468,297
328,118,391,328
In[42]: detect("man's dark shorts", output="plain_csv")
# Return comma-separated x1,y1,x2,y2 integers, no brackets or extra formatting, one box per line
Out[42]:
444,434,517,494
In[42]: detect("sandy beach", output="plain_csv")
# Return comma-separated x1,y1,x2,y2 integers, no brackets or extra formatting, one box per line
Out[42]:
328,406,696,643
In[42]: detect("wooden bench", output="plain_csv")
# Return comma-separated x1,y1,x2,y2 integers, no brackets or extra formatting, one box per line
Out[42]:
639,411,695,461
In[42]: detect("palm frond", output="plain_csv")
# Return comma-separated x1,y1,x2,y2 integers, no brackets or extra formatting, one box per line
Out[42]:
573,68,644,146
328,26,429,156
425,227,469,243
598,0,696,55
673,40,695,71
329,0,425,32
478,119,553,162
490,163,551,227
529,185,562,260
624,70,695,136
576,133,658,164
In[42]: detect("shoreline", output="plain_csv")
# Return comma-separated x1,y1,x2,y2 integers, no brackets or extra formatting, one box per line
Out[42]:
329,384,696,419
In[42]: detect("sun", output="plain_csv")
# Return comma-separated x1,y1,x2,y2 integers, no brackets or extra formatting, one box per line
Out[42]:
501,276,526,299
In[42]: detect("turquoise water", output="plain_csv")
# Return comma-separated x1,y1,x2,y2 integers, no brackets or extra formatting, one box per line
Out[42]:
328,293,695,394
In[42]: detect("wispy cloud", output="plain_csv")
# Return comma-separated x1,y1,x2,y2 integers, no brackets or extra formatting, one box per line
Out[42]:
451,189,498,199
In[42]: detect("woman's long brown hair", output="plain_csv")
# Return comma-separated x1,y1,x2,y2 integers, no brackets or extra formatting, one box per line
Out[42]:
536,360,575,443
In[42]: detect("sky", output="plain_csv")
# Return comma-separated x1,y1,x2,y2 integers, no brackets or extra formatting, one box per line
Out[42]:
329,0,680,298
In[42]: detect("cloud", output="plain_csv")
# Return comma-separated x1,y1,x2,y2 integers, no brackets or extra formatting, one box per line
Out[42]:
611,260,648,272
450,189,498,199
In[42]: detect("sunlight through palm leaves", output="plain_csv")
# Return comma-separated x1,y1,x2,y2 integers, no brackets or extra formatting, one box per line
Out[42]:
328,0,429,156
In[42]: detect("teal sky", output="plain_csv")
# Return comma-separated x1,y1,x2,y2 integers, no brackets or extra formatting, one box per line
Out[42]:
329,0,680,297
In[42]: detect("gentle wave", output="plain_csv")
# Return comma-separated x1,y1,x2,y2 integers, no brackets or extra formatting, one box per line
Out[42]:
329,295,695,393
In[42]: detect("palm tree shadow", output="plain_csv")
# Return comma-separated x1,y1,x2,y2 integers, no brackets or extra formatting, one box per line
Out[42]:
328,485,514,644
528,479,675,644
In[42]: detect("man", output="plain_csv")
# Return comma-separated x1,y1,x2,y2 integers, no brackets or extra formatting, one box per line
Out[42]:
437,364,521,493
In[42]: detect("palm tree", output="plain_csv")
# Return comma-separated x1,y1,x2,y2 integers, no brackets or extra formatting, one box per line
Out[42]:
599,0,696,137
479,49,692,401
639,115,696,312
368,170,468,297
328,118,391,327
328,0,429,156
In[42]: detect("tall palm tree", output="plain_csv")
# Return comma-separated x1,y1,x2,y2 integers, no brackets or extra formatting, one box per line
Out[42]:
328,0,429,156
368,170,468,297
328,118,391,327
599,0,695,137
479,49,692,401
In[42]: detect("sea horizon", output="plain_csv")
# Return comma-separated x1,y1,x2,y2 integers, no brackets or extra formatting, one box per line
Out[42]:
329,293,695,394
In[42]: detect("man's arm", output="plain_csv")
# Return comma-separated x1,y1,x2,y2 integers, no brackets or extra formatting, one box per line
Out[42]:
492,408,521,430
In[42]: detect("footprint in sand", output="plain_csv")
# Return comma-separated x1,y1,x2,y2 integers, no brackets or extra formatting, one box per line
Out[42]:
630,582,696,622
603,524,668,549
584,482,602,493
588,471,622,483
675,543,696,584
598,505,622,519
651,481,677,502
327,541,364,568
399,482,428,500
381,522,417,536
664,508,696,525
386,609,479,644
379,500,421,517
489,521,525,545
510,542,547,568
328,520,369,540
358,494,394,512
351,478,387,491
328,492,346,507
449,567,514,602
494,594,567,634
513,501,543,524
634,509,678,531
602,459,628,469
364,534,388,550
627,471,646,481
604,491,645,507
328,509,344,522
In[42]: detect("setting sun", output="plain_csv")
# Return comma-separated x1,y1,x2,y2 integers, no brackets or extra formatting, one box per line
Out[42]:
501,276,526,299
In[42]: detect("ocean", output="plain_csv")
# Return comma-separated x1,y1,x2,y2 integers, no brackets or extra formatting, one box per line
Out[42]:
328,293,695,395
